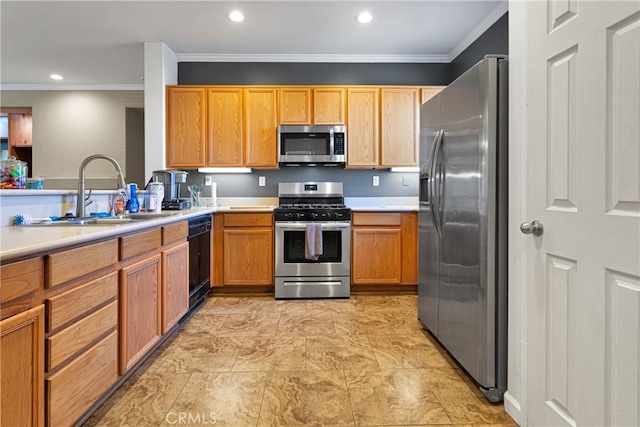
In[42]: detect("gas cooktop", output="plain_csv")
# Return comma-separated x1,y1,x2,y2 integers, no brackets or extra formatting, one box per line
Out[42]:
274,182,351,222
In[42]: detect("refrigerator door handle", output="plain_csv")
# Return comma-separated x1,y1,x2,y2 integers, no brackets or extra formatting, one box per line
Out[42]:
430,129,444,235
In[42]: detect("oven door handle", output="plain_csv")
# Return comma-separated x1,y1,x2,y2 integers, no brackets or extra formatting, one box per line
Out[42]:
275,222,351,230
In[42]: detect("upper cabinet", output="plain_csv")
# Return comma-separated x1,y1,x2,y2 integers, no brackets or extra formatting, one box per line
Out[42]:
279,87,311,125
346,87,380,168
380,87,420,167
313,87,345,124
207,87,244,167
279,87,346,125
420,86,446,104
166,87,207,168
9,113,32,147
244,88,278,169
166,85,438,169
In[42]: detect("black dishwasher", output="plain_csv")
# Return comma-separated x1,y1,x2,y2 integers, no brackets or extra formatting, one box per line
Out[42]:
188,215,211,309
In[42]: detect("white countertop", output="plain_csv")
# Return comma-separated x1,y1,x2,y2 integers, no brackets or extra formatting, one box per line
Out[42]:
0,197,417,261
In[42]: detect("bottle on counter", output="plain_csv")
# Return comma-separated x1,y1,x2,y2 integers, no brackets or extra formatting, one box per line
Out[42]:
127,183,140,213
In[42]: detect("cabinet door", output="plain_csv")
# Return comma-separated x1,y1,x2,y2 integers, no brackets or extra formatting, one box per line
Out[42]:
346,88,380,168
244,88,278,168
162,242,189,334
0,305,44,427
207,87,244,166
352,228,402,284
279,87,311,124
9,113,32,147
166,87,207,168
119,254,162,375
313,87,345,124
223,228,273,285
381,87,419,166
420,86,446,105
400,212,418,285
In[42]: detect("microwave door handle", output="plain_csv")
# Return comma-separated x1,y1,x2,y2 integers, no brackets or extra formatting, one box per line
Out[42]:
329,130,334,156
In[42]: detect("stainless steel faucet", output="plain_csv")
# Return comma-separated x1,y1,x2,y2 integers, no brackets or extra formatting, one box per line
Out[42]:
76,154,127,218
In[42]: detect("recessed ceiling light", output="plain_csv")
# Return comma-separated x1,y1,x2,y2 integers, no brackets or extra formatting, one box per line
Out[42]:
356,11,372,24
228,10,244,22
50,74,63,80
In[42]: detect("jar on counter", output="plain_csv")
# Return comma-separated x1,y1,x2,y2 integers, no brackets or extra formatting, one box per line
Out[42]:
0,156,28,189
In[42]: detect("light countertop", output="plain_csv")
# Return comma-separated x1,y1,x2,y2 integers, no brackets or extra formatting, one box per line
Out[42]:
0,198,417,262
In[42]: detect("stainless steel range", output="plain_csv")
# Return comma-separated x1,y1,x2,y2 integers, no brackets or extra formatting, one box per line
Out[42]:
274,182,351,299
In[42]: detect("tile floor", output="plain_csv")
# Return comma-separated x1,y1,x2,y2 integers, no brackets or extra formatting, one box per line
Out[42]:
85,295,517,427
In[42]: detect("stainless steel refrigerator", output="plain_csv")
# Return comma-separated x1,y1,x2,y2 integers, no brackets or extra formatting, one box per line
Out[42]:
418,56,508,402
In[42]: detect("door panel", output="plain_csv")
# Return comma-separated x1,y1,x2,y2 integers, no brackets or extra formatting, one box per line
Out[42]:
526,2,640,426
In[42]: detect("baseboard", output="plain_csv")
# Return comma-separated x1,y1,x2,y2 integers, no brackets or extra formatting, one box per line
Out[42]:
503,391,524,426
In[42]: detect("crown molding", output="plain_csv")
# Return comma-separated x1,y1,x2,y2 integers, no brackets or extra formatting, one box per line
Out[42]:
0,84,144,91
176,53,449,64
447,0,509,62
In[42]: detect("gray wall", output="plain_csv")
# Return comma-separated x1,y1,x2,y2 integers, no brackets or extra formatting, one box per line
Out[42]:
449,12,508,82
184,168,417,199
125,107,145,186
178,63,449,86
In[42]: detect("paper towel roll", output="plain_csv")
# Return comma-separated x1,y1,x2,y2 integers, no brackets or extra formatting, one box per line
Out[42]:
210,182,217,207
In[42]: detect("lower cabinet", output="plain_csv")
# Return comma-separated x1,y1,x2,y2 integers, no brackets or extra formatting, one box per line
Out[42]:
162,241,189,334
0,305,44,427
119,254,162,375
351,212,418,285
46,332,118,427
213,213,274,286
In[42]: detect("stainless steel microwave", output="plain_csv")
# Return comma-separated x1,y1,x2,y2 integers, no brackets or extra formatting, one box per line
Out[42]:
277,125,346,165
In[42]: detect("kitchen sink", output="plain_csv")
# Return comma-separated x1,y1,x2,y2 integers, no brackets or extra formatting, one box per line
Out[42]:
16,212,183,226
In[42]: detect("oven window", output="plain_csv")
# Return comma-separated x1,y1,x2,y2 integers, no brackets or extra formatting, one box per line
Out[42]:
281,133,330,156
283,230,342,263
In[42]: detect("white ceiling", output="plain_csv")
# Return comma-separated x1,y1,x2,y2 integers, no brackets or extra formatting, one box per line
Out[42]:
0,1,507,87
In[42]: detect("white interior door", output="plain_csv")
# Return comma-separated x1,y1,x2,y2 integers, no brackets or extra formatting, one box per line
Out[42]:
525,1,640,426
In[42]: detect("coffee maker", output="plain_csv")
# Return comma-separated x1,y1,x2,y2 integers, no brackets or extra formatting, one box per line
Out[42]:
150,169,192,210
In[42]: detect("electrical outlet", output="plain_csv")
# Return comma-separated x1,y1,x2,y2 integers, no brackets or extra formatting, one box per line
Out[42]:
259,176,266,187
204,175,213,186
402,176,409,186
373,176,379,187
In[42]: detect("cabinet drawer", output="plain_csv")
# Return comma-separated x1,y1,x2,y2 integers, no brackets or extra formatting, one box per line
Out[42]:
223,213,273,227
120,228,162,260
47,240,118,288
46,331,118,427
46,272,117,332
0,257,43,303
163,221,188,245
352,212,402,226
46,301,117,372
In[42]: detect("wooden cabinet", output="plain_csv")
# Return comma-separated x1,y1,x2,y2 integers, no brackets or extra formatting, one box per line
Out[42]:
351,212,418,285
279,87,345,125
207,87,244,166
166,87,207,168
279,87,311,124
0,305,44,427
420,86,446,104
47,239,118,289
244,88,278,168
212,213,273,286
9,113,32,147
347,87,380,168
380,88,420,166
162,241,188,334
46,332,117,427
1,257,43,320
313,87,345,124
119,254,162,375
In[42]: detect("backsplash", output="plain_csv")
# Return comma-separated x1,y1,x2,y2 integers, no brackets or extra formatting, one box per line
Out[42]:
184,169,418,199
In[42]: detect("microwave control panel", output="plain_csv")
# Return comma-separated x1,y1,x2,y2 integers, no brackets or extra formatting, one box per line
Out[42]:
334,133,346,155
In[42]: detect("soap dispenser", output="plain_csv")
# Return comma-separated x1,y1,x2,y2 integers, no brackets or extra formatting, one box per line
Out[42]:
127,183,140,213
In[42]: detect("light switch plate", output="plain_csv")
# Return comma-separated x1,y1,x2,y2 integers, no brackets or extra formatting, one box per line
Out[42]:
204,175,213,186
259,176,266,187
373,176,379,186
402,176,409,186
